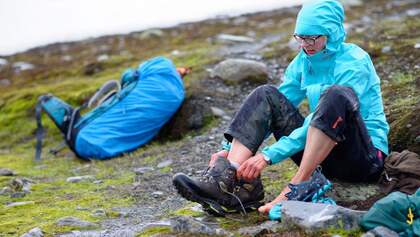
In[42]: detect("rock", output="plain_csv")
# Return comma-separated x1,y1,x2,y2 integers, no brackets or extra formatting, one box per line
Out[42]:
381,46,392,54
133,167,154,175
170,216,230,236
0,187,12,195
216,34,255,44
157,160,173,168
341,0,363,6
415,43,420,49
0,79,11,87
56,216,97,228
21,227,43,237
92,209,106,217
281,201,366,231
93,180,103,184
11,192,26,198
210,107,226,118
237,221,282,237
10,177,33,193
212,59,268,84
83,62,103,76
415,136,420,143
0,58,8,67
6,201,35,207
288,37,300,51
138,29,164,39
96,54,109,62
66,175,95,183
152,191,164,198
12,62,34,72
58,230,103,237
406,9,420,17
0,168,15,176
61,55,73,62
362,226,399,237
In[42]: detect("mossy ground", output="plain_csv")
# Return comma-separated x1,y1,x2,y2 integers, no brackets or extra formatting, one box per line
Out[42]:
1,0,419,236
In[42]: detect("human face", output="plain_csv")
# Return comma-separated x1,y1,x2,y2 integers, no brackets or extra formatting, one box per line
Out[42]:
294,35,327,55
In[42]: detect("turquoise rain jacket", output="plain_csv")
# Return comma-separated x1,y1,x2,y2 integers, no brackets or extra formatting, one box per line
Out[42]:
261,0,389,164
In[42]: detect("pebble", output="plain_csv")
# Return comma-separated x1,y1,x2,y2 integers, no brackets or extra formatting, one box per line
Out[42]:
152,191,164,198
21,227,44,237
133,167,154,175
66,175,95,183
157,160,173,168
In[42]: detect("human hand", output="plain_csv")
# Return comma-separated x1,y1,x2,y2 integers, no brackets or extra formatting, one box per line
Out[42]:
237,153,268,181
209,150,229,166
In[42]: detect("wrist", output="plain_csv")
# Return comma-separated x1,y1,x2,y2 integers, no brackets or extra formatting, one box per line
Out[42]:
262,153,272,166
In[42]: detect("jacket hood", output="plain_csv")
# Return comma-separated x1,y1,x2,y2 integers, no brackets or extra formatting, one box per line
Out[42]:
295,0,346,53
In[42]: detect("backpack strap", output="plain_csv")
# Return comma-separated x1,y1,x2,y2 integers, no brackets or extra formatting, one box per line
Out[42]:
87,80,121,108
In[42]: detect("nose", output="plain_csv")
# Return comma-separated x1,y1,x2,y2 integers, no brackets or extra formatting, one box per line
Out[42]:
300,40,310,48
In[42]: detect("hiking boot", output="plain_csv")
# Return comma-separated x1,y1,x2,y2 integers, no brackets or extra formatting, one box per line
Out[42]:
173,157,264,216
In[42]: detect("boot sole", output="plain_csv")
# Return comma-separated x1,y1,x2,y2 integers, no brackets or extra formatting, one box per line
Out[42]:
173,173,263,216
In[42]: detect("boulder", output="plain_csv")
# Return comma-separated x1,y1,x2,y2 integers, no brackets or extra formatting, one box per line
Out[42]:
212,59,268,84
12,62,34,72
237,221,282,237
56,216,97,228
281,201,366,231
216,34,255,44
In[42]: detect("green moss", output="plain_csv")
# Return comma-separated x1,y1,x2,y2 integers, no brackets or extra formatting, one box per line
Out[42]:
136,226,171,237
172,205,203,218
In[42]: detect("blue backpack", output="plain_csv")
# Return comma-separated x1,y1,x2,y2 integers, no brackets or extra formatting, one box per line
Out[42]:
35,56,185,160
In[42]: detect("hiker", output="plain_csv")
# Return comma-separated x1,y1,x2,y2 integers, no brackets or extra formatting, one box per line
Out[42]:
173,0,389,216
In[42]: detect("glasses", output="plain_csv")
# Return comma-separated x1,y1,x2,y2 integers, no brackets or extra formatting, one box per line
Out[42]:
293,34,323,46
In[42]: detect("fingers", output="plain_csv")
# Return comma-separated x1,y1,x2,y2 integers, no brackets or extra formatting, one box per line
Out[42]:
237,160,261,182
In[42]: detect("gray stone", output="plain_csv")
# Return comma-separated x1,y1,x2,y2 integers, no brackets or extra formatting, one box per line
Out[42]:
216,34,255,44
91,209,106,217
381,46,392,54
0,58,8,67
170,216,230,236
210,107,226,118
0,79,11,87
281,201,366,231
138,29,164,39
288,37,300,51
10,177,34,193
61,55,73,62
133,166,154,175
6,201,35,207
96,54,109,62
157,160,173,168
362,226,399,237
406,9,420,17
58,230,102,237
415,43,420,49
212,59,268,84
415,135,420,143
0,168,14,176
21,227,43,237
0,186,12,195
56,216,97,228
11,192,26,198
66,175,95,183
152,191,164,198
341,0,363,6
237,221,282,237
12,62,35,71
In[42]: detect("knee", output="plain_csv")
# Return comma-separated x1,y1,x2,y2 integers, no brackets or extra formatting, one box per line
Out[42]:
253,85,287,99
321,85,356,101
319,85,359,109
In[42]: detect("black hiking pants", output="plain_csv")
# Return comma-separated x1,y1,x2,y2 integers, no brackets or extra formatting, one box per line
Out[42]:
224,85,384,182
